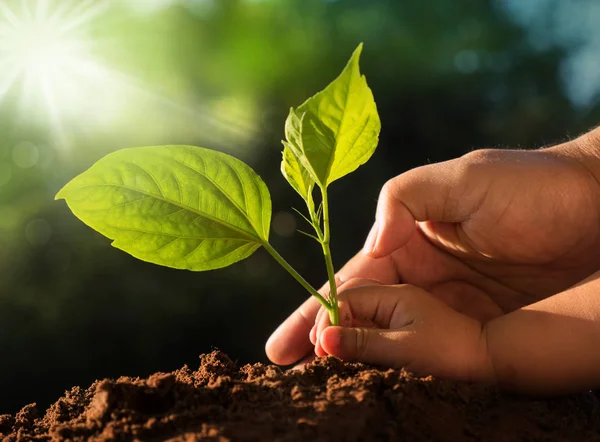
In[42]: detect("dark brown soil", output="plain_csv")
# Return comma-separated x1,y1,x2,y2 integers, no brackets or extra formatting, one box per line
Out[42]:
2,351,599,441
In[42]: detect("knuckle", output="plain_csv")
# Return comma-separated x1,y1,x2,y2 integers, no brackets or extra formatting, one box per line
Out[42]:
381,166,425,197
338,277,376,293
379,178,397,202
461,148,495,165
389,284,425,310
455,151,490,185
339,277,364,290
392,283,421,296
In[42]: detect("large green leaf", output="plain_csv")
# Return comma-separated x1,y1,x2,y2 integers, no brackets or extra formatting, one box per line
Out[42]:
56,145,271,271
283,43,380,187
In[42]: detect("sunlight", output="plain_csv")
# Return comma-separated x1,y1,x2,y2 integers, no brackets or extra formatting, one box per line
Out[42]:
0,0,112,147
0,0,258,151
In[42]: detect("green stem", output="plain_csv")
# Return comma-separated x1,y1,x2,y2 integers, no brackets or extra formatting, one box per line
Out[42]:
320,186,340,326
263,242,331,311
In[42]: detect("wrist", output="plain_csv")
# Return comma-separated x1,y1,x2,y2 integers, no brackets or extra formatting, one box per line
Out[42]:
471,322,497,385
474,274,600,394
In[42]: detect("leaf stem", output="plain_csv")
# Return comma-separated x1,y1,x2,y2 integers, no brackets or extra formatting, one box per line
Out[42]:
320,186,340,326
262,242,331,311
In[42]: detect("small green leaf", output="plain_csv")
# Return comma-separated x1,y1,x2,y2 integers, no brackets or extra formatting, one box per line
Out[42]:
284,43,380,187
281,141,315,206
56,145,271,271
296,229,321,243
283,108,304,162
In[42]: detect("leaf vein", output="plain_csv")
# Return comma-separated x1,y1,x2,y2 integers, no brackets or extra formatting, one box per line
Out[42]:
128,162,165,197
152,154,260,236
79,183,258,241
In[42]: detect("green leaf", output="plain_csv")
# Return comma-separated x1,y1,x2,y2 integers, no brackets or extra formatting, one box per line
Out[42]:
283,108,304,162
281,141,315,207
56,145,271,271
284,43,381,187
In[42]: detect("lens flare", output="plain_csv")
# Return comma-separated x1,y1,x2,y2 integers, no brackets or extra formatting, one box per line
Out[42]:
0,0,111,147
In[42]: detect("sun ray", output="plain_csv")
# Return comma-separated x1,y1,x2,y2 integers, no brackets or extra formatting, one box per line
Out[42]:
44,0,77,28
97,66,259,140
34,0,50,23
19,1,34,22
0,0,259,151
39,72,69,149
57,0,110,34
0,3,22,29
0,65,21,99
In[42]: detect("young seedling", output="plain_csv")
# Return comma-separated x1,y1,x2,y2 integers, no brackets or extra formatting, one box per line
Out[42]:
56,43,380,327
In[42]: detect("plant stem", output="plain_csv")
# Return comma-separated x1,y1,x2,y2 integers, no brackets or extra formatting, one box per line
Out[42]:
262,242,331,311
320,186,340,326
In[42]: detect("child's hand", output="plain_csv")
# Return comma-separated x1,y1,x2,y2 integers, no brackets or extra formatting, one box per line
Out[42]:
309,282,491,381
310,272,600,394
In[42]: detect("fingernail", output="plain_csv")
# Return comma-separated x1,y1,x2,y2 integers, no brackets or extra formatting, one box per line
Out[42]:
309,325,316,345
363,223,379,255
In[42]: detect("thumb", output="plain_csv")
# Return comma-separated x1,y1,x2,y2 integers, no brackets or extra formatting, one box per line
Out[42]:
364,154,487,258
319,326,411,367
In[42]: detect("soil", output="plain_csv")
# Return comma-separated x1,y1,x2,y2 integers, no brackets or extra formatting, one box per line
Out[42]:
2,351,599,441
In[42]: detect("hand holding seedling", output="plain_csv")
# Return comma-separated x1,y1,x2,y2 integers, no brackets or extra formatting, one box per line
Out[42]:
269,127,600,393
310,280,489,381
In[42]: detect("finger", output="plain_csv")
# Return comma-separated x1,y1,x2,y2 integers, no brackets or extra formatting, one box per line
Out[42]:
320,326,412,367
320,296,486,376
336,277,385,324
311,306,327,346
315,278,384,348
364,154,490,258
314,304,340,357
314,337,327,357
314,306,333,356
266,252,399,365
314,307,331,356
310,322,317,346
313,307,327,356
310,277,353,345
266,295,322,365
310,305,331,346
337,284,424,329
337,277,385,294
335,251,399,286
315,284,421,357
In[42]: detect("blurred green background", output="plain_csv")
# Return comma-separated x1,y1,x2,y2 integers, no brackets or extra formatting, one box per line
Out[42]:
1,0,600,413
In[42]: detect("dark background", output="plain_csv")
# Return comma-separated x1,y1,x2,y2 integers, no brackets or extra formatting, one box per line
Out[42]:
1,0,600,413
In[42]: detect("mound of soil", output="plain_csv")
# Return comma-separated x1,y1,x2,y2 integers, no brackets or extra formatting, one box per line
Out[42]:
2,351,599,441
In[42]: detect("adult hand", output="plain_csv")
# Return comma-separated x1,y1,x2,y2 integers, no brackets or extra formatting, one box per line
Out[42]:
267,131,600,365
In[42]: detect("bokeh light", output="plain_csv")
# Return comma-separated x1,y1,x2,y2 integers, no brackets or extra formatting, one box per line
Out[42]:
502,0,600,107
